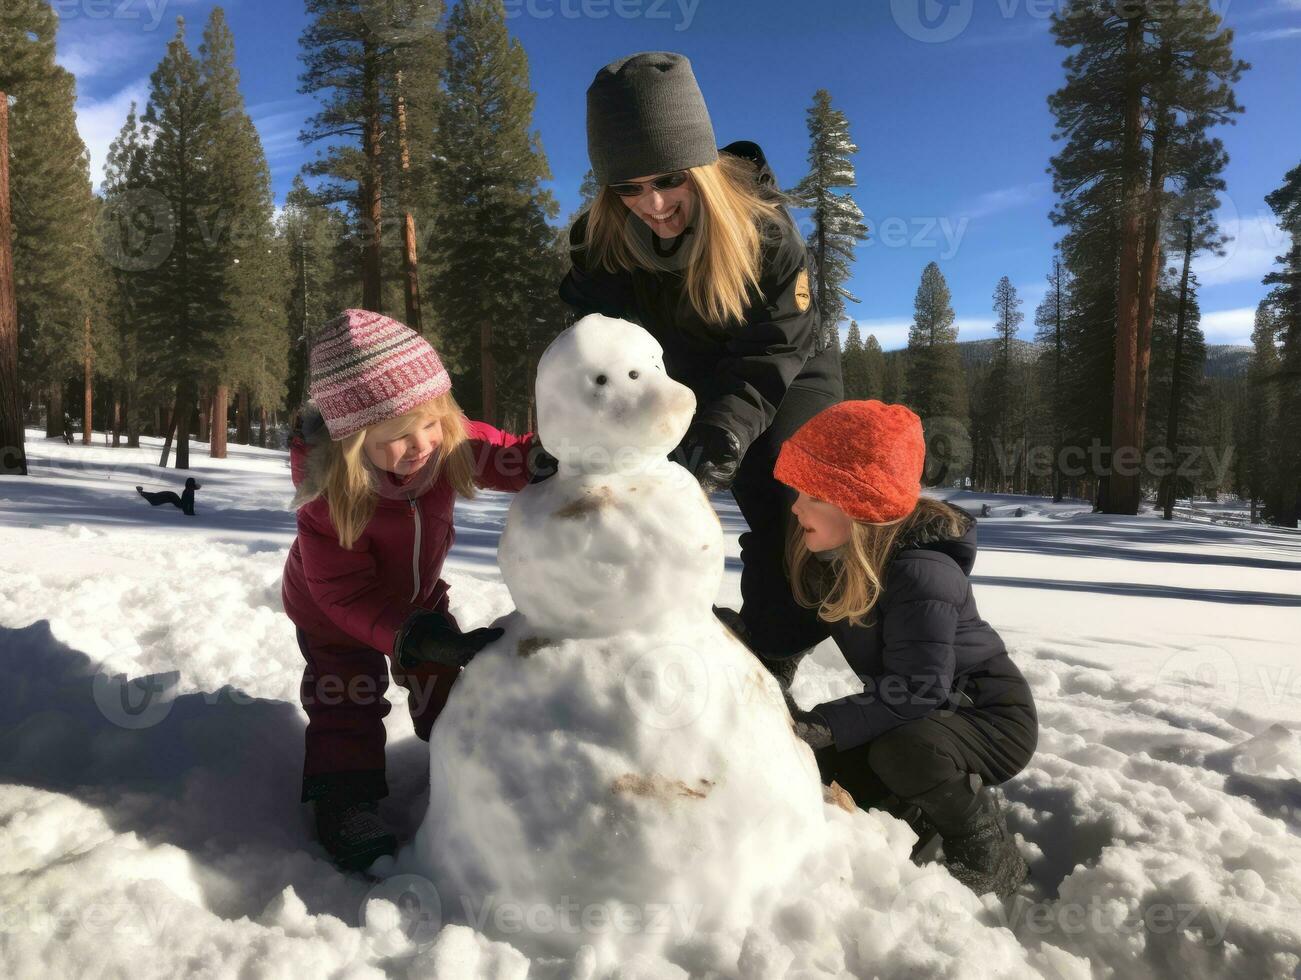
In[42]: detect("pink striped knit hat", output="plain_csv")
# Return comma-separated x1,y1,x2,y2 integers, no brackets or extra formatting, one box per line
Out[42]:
308,309,451,440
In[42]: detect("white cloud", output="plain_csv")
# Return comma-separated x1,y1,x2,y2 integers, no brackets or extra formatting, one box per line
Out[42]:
56,33,153,81
840,318,912,352
1199,307,1257,345
73,80,151,191
960,182,1051,221
1193,211,1286,287
1241,26,1301,41
251,104,313,164
954,315,998,341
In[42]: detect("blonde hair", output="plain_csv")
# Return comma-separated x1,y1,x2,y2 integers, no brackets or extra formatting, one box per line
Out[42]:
293,391,477,549
583,153,786,326
787,498,969,628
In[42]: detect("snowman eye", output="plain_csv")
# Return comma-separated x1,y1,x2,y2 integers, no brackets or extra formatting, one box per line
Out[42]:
628,370,639,380
594,374,608,386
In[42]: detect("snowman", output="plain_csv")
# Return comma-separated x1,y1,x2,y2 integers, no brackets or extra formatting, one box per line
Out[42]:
407,315,829,970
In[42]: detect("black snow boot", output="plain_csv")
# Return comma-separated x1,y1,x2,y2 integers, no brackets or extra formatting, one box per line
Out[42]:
875,794,942,865
904,773,1028,899
314,797,397,872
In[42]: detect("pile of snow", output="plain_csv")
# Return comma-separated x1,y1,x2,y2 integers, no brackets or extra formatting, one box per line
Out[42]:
2,404,1300,977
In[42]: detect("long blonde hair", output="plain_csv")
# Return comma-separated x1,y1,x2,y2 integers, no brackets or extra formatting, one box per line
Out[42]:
787,498,969,628
583,152,786,326
293,392,477,549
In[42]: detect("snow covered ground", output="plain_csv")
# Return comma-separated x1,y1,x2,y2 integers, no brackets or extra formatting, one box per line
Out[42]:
1,429,1299,979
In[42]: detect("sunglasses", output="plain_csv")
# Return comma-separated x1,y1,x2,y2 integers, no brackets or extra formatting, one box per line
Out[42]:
607,171,690,198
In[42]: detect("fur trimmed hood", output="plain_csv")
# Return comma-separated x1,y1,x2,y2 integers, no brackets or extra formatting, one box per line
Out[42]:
289,401,334,498
893,500,978,576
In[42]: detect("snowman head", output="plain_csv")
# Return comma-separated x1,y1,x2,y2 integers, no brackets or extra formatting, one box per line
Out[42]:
536,315,696,474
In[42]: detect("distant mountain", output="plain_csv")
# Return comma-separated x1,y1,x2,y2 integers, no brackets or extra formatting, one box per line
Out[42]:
1203,345,1251,379
882,338,1251,380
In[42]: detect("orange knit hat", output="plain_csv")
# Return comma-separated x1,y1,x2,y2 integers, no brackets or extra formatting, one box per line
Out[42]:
774,400,925,523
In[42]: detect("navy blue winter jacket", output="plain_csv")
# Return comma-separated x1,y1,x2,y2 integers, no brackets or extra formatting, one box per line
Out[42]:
802,503,1010,752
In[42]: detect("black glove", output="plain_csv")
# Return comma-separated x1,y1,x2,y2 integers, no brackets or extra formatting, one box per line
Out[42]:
784,688,835,750
528,444,559,485
394,610,503,670
714,605,802,693
674,423,743,494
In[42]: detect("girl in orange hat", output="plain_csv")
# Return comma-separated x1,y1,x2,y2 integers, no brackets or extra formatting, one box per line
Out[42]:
766,399,1039,899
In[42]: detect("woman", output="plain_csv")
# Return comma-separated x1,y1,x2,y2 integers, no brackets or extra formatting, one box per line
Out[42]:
560,52,843,677
773,399,1039,899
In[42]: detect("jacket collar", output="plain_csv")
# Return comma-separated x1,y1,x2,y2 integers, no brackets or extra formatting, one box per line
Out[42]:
893,502,978,576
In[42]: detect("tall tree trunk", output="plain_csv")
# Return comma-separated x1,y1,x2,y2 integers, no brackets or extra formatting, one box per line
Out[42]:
396,72,423,332
237,388,251,445
0,92,23,475
45,384,62,438
210,384,228,459
159,382,184,468
82,315,93,445
298,231,312,401
481,320,496,424
1161,220,1195,520
175,380,192,470
360,40,383,312
258,405,267,448
111,386,121,447
125,382,139,447
1134,90,1171,463
1052,258,1064,502
197,385,210,443
1107,10,1147,515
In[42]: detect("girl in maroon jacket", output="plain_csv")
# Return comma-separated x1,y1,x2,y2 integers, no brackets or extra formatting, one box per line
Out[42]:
281,309,536,870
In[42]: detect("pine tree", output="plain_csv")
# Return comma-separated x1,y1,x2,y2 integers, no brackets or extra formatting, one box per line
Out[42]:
0,81,18,475
2,0,98,447
984,276,1023,490
200,7,288,456
906,262,968,485
429,0,558,424
1034,257,1072,501
882,349,907,404
1240,301,1279,521
1048,0,1245,514
863,332,885,400
1261,161,1301,526
297,0,442,313
841,320,868,399
1151,173,1224,517
788,90,868,343
140,17,227,469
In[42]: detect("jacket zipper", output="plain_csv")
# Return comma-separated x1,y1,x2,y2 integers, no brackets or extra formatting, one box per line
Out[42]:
408,497,421,601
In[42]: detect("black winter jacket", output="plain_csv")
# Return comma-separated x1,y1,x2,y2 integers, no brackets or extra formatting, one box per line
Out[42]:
804,503,1013,752
558,143,842,461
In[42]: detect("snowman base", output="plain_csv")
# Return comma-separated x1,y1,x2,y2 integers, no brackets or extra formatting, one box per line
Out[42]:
406,611,829,968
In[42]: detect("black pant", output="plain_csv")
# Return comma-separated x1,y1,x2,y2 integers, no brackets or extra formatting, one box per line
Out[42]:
815,652,1039,818
731,348,843,658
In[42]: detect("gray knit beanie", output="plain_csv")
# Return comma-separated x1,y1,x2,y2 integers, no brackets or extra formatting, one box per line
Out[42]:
586,52,718,185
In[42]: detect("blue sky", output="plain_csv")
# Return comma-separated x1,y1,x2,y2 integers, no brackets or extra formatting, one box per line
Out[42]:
57,0,1301,349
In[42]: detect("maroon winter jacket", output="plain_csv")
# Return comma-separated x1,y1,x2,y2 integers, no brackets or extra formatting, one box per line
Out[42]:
281,418,535,656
